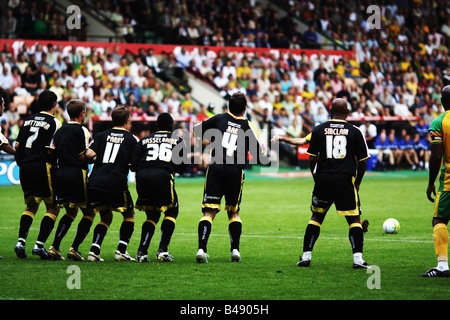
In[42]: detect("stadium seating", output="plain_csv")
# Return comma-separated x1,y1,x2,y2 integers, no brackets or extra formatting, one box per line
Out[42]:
0,0,449,171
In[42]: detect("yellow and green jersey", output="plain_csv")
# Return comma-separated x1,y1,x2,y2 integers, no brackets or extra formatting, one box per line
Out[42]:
429,111,450,192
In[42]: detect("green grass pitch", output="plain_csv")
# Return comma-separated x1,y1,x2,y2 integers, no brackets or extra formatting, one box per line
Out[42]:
0,167,449,302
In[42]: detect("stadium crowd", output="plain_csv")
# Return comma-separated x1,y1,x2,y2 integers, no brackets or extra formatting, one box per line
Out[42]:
0,0,449,171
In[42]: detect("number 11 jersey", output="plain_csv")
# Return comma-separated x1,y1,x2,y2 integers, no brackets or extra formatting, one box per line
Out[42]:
88,127,139,192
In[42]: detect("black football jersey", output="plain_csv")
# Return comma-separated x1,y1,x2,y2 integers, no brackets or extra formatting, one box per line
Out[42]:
15,111,61,166
133,130,186,174
54,122,91,170
88,128,138,192
194,112,267,169
307,119,370,176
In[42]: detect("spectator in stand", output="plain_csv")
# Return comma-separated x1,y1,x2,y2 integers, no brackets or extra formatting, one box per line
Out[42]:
394,96,411,117
374,129,396,171
303,25,319,49
367,94,384,116
413,131,430,170
359,121,377,149
397,129,419,170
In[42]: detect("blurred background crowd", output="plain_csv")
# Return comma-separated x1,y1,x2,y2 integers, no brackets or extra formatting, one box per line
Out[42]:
0,0,449,171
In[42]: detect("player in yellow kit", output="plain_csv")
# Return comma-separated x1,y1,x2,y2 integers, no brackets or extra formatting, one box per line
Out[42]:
424,85,450,277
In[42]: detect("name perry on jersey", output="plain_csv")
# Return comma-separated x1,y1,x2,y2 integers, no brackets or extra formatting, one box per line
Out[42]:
107,133,125,144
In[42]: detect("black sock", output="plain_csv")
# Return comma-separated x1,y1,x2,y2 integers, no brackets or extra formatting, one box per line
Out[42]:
198,218,212,252
71,216,93,251
303,221,321,253
228,220,242,251
349,225,364,254
117,219,134,253
90,223,108,255
18,212,34,244
160,218,175,252
52,214,74,250
139,220,156,254
36,214,57,247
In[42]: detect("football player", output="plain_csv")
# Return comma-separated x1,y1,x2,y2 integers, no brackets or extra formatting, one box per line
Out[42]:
272,132,370,233
298,98,371,269
0,95,16,155
133,113,186,262
48,99,95,261
194,92,267,263
0,94,16,260
14,90,61,259
86,105,138,262
423,85,450,277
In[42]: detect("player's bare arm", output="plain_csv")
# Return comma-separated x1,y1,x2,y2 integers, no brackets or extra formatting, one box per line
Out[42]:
427,143,442,202
271,135,308,146
355,159,367,191
0,143,16,155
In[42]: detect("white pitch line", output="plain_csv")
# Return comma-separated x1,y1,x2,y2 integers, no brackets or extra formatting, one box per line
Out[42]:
0,227,433,243
173,232,434,243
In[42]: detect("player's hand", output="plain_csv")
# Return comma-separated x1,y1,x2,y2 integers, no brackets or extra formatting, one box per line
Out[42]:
271,136,282,142
427,184,436,202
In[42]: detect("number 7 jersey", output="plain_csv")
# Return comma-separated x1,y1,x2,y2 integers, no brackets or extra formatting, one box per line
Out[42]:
307,119,370,176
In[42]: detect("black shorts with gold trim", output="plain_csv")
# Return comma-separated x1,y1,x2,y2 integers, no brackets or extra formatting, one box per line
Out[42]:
311,172,361,216
135,167,178,214
87,187,134,213
55,165,88,208
19,161,56,204
202,163,244,213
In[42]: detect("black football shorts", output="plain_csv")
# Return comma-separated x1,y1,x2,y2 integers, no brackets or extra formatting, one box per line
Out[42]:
87,186,134,213
202,163,244,213
311,172,361,216
19,161,56,205
135,168,178,213
55,165,88,208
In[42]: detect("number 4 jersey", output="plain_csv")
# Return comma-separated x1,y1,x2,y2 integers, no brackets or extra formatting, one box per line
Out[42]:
307,119,370,176
88,127,139,193
194,112,267,169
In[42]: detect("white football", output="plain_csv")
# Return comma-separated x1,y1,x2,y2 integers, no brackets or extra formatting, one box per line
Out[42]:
383,218,400,234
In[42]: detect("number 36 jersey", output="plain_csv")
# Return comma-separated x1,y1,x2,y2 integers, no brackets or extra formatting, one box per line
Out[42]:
132,130,186,174
307,119,370,176
88,127,138,192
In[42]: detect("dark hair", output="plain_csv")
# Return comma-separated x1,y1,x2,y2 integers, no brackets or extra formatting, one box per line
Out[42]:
111,105,130,127
442,85,450,110
66,99,86,119
228,92,247,116
156,112,173,132
330,98,349,118
38,90,57,111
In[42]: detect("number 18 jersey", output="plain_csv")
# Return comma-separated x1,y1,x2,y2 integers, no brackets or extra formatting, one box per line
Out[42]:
307,119,370,176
